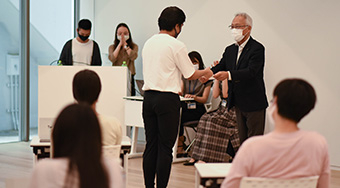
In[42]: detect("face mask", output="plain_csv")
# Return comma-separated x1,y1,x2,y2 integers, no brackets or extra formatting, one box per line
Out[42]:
193,64,199,70
267,103,276,126
117,35,130,41
231,28,244,42
78,34,89,42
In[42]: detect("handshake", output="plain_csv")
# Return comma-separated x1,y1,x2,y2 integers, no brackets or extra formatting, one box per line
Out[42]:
196,61,229,83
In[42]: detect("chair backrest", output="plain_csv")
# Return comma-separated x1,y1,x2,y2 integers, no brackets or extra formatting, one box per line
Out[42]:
102,145,121,159
204,86,220,112
240,176,319,188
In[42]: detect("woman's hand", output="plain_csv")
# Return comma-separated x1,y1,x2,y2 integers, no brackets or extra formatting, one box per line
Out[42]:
184,94,196,99
119,34,127,47
126,46,132,55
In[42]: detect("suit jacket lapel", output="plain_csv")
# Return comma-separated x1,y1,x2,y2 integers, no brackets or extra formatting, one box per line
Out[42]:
231,44,238,70
236,37,253,69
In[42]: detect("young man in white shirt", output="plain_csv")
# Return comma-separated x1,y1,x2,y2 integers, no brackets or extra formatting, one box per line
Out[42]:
142,6,211,188
59,19,102,66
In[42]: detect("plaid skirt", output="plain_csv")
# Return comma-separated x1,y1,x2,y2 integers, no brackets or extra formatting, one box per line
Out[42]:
191,106,240,162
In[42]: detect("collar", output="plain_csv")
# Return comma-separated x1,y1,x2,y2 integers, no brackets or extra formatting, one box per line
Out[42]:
235,36,250,49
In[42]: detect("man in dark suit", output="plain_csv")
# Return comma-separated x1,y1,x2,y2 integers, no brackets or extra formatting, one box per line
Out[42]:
202,13,268,144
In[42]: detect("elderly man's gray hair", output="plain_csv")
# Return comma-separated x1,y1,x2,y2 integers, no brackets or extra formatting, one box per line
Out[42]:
235,12,253,27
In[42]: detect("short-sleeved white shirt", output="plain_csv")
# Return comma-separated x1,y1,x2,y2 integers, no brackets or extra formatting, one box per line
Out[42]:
142,34,195,94
72,38,93,66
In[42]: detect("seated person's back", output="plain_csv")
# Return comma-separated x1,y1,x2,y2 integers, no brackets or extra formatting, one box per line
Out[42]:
29,104,123,188
97,114,122,146
222,78,330,188
73,69,122,146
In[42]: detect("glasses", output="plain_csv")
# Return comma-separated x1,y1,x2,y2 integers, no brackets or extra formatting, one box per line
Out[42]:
228,25,248,29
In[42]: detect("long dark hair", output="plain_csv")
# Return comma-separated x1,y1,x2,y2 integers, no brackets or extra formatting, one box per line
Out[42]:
189,51,205,70
52,103,109,188
113,23,135,49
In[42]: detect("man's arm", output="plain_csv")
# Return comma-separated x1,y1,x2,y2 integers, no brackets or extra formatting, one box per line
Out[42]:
59,40,72,65
92,41,102,66
188,68,213,80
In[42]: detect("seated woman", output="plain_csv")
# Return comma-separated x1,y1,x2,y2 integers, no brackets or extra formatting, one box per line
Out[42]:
184,78,240,165
221,78,330,188
177,51,213,154
29,104,124,188
73,69,122,146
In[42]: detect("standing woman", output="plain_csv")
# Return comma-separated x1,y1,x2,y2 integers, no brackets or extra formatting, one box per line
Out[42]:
109,23,138,96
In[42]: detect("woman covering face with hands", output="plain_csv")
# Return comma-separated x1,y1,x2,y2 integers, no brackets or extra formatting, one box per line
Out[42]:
109,23,139,96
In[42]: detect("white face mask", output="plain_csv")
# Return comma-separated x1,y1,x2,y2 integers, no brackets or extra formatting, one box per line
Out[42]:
267,103,276,126
231,28,245,42
193,64,199,70
117,35,129,41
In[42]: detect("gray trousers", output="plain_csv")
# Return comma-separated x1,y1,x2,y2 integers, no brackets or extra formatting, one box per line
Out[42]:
235,107,266,144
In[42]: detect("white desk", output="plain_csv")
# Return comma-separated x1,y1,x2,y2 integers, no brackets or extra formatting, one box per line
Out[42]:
30,136,131,169
124,96,193,162
194,163,232,188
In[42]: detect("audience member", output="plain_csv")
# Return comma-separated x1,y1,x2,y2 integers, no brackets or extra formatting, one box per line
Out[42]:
177,51,213,155
73,69,122,146
59,19,102,66
184,78,240,165
29,104,123,188
221,78,330,188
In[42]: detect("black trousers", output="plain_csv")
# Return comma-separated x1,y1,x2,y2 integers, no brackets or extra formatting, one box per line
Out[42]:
142,90,180,188
235,107,266,145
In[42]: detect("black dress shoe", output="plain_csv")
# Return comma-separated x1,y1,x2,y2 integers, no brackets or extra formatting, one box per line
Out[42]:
183,160,198,166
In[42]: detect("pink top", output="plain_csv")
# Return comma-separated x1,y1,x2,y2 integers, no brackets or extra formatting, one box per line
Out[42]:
29,157,124,188
221,130,330,188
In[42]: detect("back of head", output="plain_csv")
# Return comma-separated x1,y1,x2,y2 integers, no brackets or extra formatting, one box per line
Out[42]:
158,6,186,31
78,19,92,30
274,78,316,123
188,51,205,69
73,69,101,105
52,103,109,188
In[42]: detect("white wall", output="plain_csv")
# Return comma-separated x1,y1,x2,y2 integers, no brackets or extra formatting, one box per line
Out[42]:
86,0,340,168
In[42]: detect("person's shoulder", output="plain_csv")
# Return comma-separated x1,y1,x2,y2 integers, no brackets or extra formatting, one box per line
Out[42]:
302,130,328,145
108,44,114,50
98,114,121,127
63,39,73,47
224,43,237,51
92,40,99,45
240,134,267,148
249,37,265,49
132,42,138,48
